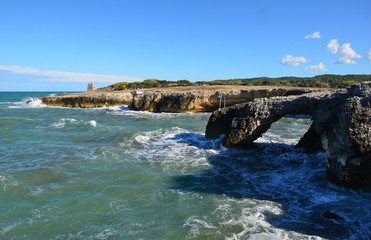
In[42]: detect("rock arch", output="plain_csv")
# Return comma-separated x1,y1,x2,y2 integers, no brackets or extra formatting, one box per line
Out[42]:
205,82,371,190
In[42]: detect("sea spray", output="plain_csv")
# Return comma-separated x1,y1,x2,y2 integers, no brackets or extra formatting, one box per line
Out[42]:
20,97,46,108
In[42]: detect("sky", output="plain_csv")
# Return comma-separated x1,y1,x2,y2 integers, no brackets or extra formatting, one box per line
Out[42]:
0,0,370,91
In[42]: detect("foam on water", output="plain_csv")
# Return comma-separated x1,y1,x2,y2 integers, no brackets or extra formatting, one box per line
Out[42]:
50,118,97,128
96,105,209,120
135,125,369,239
0,174,18,191
88,120,97,127
18,97,46,108
119,127,223,173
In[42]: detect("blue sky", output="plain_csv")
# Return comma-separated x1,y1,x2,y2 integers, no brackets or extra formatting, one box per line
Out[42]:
1,0,370,91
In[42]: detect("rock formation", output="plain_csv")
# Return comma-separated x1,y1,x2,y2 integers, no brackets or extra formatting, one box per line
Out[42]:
42,86,320,111
206,82,371,190
129,87,319,112
41,91,132,108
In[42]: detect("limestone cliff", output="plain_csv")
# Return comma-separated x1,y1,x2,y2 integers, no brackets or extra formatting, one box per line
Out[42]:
41,86,321,111
129,87,319,112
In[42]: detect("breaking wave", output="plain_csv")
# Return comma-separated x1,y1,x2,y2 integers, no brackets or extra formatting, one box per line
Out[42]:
50,118,97,128
17,97,46,108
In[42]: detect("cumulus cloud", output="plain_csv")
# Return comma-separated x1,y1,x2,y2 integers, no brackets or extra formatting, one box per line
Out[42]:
368,49,371,61
280,54,307,67
0,65,142,83
305,62,328,72
327,39,361,64
338,43,361,59
336,57,356,65
305,31,321,39
327,39,339,54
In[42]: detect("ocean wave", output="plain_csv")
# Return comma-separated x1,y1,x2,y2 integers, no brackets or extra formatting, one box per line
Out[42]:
95,106,210,119
0,174,19,191
119,127,223,173
11,97,46,108
50,118,97,129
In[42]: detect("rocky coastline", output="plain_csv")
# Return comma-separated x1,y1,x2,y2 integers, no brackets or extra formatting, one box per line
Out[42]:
41,85,325,111
41,91,132,108
205,82,371,190
41,83,370,190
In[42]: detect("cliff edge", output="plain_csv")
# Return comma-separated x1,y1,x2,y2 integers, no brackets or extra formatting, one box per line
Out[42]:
41,86,323,111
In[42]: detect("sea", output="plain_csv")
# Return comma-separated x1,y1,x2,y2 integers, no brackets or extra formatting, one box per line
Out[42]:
0,92,370,240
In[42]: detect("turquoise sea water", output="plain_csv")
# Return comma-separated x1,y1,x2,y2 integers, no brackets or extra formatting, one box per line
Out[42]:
0,92,370,240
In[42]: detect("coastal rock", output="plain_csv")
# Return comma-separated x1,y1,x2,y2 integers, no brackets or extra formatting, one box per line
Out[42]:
205,82,371,190
41,86,322,111
130,91,203,112
205,91,333,146
129,87,319,112
315,83,371,189
41,91,132,108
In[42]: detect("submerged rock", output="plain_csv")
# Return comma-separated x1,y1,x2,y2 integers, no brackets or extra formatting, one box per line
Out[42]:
205,82,371,190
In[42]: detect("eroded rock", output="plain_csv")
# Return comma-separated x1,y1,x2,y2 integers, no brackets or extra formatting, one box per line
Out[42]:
205,82,371,190
129,87,319,113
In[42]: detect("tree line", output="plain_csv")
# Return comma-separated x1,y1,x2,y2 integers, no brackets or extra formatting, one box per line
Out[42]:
102,74,371,91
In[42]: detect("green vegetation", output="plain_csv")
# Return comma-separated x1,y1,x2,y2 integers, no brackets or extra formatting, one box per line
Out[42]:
104,79,194,91
199,74,371,88
103,74,371,91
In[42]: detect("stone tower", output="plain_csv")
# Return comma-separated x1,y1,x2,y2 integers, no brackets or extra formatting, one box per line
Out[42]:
87,83,97,92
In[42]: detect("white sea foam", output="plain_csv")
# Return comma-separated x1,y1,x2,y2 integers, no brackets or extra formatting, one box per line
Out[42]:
50,118,77,128
29,187,44,196
88,120,97,127
0,222,21,236
94,228,117,239
0,174,18,191
50,118,97,129
184,197,327,240
97,105,210,120
19,97,46,108
119,127,222,172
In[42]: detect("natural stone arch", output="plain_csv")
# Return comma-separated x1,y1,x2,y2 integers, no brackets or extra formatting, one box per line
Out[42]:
206,83,371,190
205,92,330,148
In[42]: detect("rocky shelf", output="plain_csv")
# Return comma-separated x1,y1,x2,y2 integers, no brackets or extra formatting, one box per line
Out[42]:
41,85,326,111
41,91,133,108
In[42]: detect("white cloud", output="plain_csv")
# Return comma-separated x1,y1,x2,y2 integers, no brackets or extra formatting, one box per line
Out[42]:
327,39,339,54
280,54,307,67
305,62,328,72
338,43,361,59
0,65,142,83
326,39,361,64
367,48,371,61
305,31,321,39
335,57,356,65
